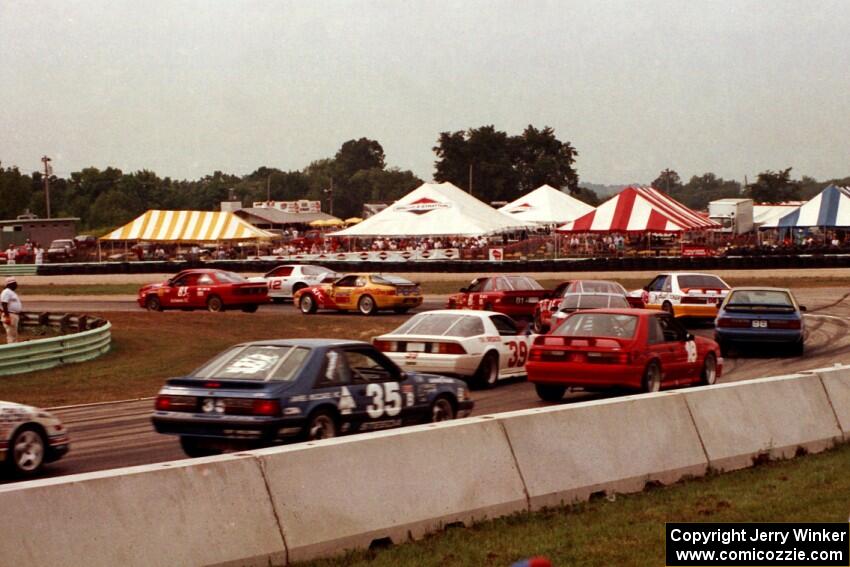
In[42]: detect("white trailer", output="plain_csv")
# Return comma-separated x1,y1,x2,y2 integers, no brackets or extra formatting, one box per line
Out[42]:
709,198,754,234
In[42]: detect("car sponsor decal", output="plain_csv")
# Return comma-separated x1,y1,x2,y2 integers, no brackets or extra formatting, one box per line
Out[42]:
360,419,402,431
338,386,356,415
223,352,280,375
685,340,698,364
366,382,402,418
426,376,456,384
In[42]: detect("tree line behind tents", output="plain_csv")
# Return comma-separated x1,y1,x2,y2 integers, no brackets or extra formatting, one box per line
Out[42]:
651,167,850,209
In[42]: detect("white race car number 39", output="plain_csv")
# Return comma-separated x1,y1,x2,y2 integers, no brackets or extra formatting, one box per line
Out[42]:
366,382,402,419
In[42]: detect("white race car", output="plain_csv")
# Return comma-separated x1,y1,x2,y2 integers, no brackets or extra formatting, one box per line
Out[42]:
249,264,339,301
373,310,533,388
1,401,69,477
630,272,731,319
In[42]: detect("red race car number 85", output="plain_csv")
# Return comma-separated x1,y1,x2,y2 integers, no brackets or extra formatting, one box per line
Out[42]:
507,341,528,367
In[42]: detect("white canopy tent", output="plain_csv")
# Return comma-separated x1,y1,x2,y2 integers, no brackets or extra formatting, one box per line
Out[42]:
329,182,530,237
498,184,594,225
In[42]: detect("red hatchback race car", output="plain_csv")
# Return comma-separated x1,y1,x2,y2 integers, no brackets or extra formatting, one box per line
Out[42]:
532,280,644,333
527,308,721,401
138,269,269,312
447,275,549,319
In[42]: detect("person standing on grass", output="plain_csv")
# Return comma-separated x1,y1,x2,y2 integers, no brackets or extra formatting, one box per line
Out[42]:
1,277,22,343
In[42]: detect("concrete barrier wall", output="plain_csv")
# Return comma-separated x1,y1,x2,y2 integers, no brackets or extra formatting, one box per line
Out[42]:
0,455,286,567
681,373,843,472
2,367,850,566
254,416,528,563
812,365,850,440
498,392,708,509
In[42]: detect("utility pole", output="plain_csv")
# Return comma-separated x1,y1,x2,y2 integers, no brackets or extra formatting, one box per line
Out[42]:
266,174,271,203
323,178,334,215
41,155,52,218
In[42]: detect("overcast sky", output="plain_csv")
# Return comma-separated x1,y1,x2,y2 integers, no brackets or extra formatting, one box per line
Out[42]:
2,1,849,185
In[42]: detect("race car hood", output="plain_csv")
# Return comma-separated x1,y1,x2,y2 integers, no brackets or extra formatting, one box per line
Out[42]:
0,400,36,412
139,282,167,294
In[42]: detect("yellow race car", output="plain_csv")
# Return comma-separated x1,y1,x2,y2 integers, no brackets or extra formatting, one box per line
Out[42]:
293,273,423,315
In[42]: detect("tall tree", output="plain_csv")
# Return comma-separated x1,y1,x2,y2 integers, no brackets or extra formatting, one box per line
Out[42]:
676,173,742,209
651,169,683,195
334,138,385,179
433,125,517,202
514,125,579,194
745,168,801,203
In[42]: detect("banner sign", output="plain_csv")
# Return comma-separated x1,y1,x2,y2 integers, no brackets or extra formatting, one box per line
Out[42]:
253,249,461,262
253,200,322,213
488,248,504,262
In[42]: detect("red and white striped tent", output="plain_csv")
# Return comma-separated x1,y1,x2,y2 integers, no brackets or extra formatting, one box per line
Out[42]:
557,186,718,233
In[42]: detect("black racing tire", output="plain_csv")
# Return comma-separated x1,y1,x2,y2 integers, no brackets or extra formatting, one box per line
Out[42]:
535,383,566,402
206,295,224,313
179,437,223,458
299,294,317,314
642,360,662,393
241,304,259,313
701,353,717,385
661,301,674,315
145,295,162,312
358,295,377,316
532,313,547,334
430,396,456,422
718,339,731,358
473,351,500,389
6,425,46,477
305,409,337,441
791,339,805,357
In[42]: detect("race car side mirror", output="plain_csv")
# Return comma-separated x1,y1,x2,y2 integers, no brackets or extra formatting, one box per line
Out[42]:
800,305,807,312
642,285,649,291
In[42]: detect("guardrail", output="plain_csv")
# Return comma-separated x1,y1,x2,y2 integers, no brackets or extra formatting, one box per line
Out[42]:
0,312,111,376
0,264,38,276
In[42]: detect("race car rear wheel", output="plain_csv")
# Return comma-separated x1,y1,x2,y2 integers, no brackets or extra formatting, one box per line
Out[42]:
791,339,804,357
358,295,377,316
701,353,717,385
473,352,500,389
642,361,662,393
145,295,162,312
430,396,455,422
8,426,46,477
306,410,337,440
241,304,258,313
299,294,317,314
179,436,223,458
535,384,566,402
661,301,674,315
206,295,224,312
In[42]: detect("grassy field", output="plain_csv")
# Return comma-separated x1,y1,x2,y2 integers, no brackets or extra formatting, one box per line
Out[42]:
296,443,850,567
0,311,405,407
22,275,850,297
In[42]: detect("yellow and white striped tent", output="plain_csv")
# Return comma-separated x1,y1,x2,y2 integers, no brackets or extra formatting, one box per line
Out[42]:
100,210,274,242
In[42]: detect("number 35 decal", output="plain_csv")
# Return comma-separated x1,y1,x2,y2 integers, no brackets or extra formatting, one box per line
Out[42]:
507,341,528,367
366,382,402,419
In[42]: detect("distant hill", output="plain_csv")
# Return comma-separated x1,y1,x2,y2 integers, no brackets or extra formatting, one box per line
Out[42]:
578,182,630,199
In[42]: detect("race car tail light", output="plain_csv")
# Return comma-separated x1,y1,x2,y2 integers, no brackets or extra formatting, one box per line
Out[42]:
434,342,467,355
251,399,281,417
155,395,197,412
716,317,750,328
540,336,566,346
768,319,802,329
373,339,398,352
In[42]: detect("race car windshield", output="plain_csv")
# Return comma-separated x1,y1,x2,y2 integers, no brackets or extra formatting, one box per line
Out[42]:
391,313,485,337
678,275,728,289
725,290,795,311
553,313,638,339
505,276,543,291
191,345,310,381
560,294,629,311
372,274,415,286
214,271,248,284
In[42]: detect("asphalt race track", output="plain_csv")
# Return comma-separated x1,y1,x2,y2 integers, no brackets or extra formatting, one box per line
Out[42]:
5,287,850,484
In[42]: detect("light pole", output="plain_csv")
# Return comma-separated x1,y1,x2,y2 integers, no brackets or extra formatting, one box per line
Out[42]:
41,156,52,218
